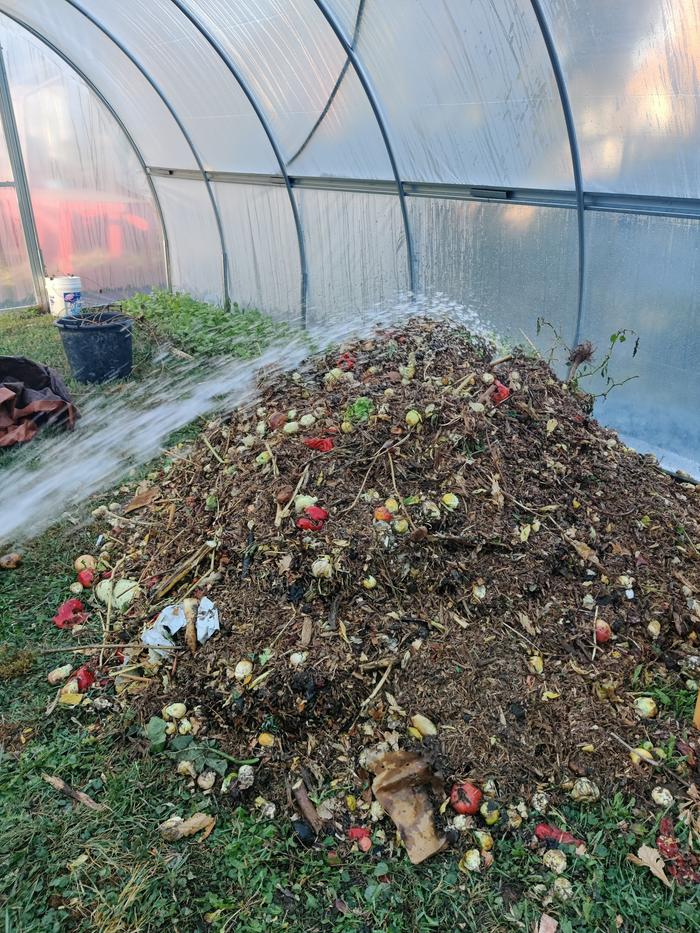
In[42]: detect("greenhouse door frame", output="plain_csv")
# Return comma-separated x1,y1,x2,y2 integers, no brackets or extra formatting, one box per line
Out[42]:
0,40,47,309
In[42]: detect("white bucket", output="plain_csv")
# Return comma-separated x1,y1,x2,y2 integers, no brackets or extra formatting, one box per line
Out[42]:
46,275,82,317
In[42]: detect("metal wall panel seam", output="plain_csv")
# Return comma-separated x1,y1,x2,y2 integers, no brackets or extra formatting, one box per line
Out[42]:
0,9,172,292
169,0,309,327
0,42,47,307
63,0,230,307
312,0,416,294
287,0,366,167
529,0,585,346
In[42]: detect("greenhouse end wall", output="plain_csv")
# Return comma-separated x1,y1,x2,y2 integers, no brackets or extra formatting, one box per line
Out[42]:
0,0,697,476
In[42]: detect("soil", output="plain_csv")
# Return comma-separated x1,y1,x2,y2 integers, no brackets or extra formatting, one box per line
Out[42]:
103,319,700,821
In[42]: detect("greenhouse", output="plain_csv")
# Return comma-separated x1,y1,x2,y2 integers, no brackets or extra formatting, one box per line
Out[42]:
1,4,700,930
0,0,698,475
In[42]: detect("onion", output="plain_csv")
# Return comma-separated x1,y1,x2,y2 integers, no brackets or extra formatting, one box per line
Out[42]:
311,557,333,579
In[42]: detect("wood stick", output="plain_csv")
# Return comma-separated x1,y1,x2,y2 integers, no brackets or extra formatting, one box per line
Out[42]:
292,779,323,833
42,773,106,811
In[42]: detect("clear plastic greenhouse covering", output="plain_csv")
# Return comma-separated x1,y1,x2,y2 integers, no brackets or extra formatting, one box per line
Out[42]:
0,1,697,477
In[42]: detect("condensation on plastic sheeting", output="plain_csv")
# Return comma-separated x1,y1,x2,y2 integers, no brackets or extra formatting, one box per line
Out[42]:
0,126,34,309
0,188,34,309
0,0,194,168
408,197,579,352
80,0,278,174
330,0,574,188
542,0,700,198
152,176,223,303
583,211,700,476
214,182,299,320
2,19,165,303
183,0,392,180
299,188,408,326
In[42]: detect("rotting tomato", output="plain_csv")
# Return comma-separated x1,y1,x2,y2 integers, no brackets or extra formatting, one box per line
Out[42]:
304,505,329,522
52,598,89,629
450,781,483,815
77,569,94,588
74,666,95,691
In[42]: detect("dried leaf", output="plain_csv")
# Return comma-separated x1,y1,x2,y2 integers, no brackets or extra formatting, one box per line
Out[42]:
278,553,293,574
517,611,537,637
490,474,504,510
300,616,313,647
538,914,559,933
158,812,216,842
627,844,672,889
124,485,161,514
568,538,602,569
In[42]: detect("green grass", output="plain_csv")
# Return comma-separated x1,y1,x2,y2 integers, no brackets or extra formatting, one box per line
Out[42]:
2,528,700,931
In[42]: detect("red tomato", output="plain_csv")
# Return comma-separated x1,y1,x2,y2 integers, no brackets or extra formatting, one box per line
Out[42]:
77,569,94,588
595,620,612,644
74,665,95,692
304,505,329,522
450,782,483,815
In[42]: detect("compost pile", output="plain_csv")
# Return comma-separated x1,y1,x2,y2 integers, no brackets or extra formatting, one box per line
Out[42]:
104,319,700,819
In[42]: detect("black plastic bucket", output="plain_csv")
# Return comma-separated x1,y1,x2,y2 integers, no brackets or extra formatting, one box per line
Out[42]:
56,310,133,384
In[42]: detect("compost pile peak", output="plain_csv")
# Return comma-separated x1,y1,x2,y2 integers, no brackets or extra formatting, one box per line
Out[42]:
99,320,699,813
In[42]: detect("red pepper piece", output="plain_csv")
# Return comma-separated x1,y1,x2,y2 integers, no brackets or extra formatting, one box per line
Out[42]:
303,437,334,453
492,380,511,405
304,505,329,522
535,823,585,849
347,826,371,841
296,517,324,532
52,598,89,629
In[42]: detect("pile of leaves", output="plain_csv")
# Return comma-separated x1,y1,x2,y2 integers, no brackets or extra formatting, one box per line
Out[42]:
84,319,700,850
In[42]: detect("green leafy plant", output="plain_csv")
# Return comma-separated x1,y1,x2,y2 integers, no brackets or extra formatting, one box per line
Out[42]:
120,289,289,358
344,395,375,423
536,317,640,400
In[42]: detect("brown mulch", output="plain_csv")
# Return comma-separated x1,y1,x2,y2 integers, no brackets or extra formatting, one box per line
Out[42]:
104,318,700,812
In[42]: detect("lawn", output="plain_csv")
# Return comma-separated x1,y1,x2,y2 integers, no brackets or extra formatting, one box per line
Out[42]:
1,297,699,932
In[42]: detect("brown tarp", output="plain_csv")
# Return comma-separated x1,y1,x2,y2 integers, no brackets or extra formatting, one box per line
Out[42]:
0,356,78,448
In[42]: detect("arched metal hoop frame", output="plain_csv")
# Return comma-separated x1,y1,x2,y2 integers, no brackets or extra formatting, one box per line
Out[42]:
7,0,685,334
